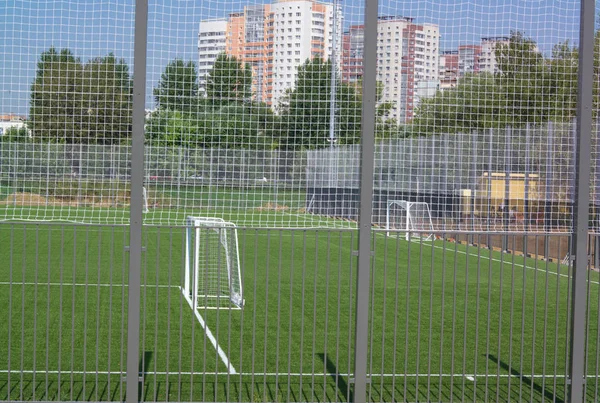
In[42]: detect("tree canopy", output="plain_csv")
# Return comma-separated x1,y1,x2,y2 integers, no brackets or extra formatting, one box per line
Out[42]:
153,59,199,111
28,48,133,144
280,58,362,149
412,31,584,134
28,48,85,142
206,53,252,105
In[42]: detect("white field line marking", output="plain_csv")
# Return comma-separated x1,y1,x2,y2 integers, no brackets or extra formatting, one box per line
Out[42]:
0,369,585,379
180,286,237,375
385,234,600,286
0,282,176,288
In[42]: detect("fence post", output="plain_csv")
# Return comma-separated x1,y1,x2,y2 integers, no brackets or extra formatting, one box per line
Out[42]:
126,0,148,402
568,0,595,400
503,126,511,251
524,124,530,232
353,0,378,401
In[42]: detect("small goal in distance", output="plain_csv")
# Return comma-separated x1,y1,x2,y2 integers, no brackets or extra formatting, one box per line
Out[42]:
386,201,435,241
184,216,244,309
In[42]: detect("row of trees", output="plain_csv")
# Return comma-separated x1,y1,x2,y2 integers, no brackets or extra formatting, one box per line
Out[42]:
28,48,133,144
412,31,593,133
21,31,595,146
23,48,394,148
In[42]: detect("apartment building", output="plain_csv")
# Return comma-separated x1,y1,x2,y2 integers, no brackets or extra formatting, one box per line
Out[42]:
341,25,364,86
221,0,342,108
341,17,440,123
458,44,482,75
439,36,510,87
379,17,439,122
479,36,510,74
439,50,458,89
198,19,228,97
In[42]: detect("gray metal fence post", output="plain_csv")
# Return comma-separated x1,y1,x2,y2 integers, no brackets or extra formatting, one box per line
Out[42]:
503,127,512,251
569,0,595,400
353,0,378,400
525,124,530,232
126,0,148,402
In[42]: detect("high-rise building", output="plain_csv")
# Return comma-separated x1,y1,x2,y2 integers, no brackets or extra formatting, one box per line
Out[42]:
341,17,440,123
440,36,510,85
439,50,459,89
341,25,364,86
198,19,228,97
458,44,482,76
479,36,510,74
221,0,342,108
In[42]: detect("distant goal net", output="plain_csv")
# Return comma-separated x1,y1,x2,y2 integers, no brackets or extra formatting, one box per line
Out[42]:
184,216,243,309
386,201,435,241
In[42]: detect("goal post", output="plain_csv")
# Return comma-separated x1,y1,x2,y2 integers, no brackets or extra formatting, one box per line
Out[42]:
386,201,435,241
142,186,149,213
184,216,243,309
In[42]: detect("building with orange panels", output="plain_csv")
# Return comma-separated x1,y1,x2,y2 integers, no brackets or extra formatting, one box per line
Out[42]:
218,0,342,108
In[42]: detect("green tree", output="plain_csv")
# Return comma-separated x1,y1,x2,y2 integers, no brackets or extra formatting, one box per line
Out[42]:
413,73,501,134
495,31,553,126
206,53,252,105
145,101,279,149
145,110,201,146
280,58,362,149
1,126,30,142
28,47,85,142
154,59,199,111
546,40,578,122
82,53,133,144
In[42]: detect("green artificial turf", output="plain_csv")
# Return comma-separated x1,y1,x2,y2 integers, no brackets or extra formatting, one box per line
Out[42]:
0,218,599,401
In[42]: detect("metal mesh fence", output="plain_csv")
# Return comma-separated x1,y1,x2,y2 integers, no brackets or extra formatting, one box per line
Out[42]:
1,0,598,402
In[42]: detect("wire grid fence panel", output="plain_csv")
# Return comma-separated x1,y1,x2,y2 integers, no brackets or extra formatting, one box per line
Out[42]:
1,0,599,402
1,0,136,400
306,124,578,233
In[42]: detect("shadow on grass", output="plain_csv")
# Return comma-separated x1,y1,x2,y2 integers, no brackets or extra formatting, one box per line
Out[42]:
487,353,564,403
140,350,153,402
317,353,352,402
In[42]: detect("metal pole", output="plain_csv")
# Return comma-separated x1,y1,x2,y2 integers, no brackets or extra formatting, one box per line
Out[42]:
503,127,511,251
328,0,338,190
545,122,554,234
524,124,530,232
470,132,477,243
569,0,595,399
328,0,338,150
126,0,148,402
353,0,378,399
487,128,493,248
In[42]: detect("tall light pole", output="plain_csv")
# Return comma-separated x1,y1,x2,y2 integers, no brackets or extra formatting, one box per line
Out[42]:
328,0,338,150
328,0,339,191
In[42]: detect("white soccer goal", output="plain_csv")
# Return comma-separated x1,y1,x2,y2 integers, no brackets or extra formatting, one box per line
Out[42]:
142,186,149,213
386,201,435,241
184,216,244,309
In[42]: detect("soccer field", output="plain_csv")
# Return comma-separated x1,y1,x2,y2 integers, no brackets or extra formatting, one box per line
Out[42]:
1,212,599,402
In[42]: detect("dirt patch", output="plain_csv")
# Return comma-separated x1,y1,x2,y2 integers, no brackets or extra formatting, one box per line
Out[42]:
0,192,129,208
256,202,289,212
0,192,55,206
1,191,172,209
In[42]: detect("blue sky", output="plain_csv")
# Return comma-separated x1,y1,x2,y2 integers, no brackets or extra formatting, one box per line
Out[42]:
0,0,584,115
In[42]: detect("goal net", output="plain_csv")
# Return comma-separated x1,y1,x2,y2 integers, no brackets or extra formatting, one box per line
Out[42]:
184,216,243,309
386,201,435,241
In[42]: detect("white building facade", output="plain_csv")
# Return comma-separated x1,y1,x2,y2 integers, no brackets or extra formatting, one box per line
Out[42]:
375,17,439,122
270,0,342,107
479,36,509,74
198,19,228,97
